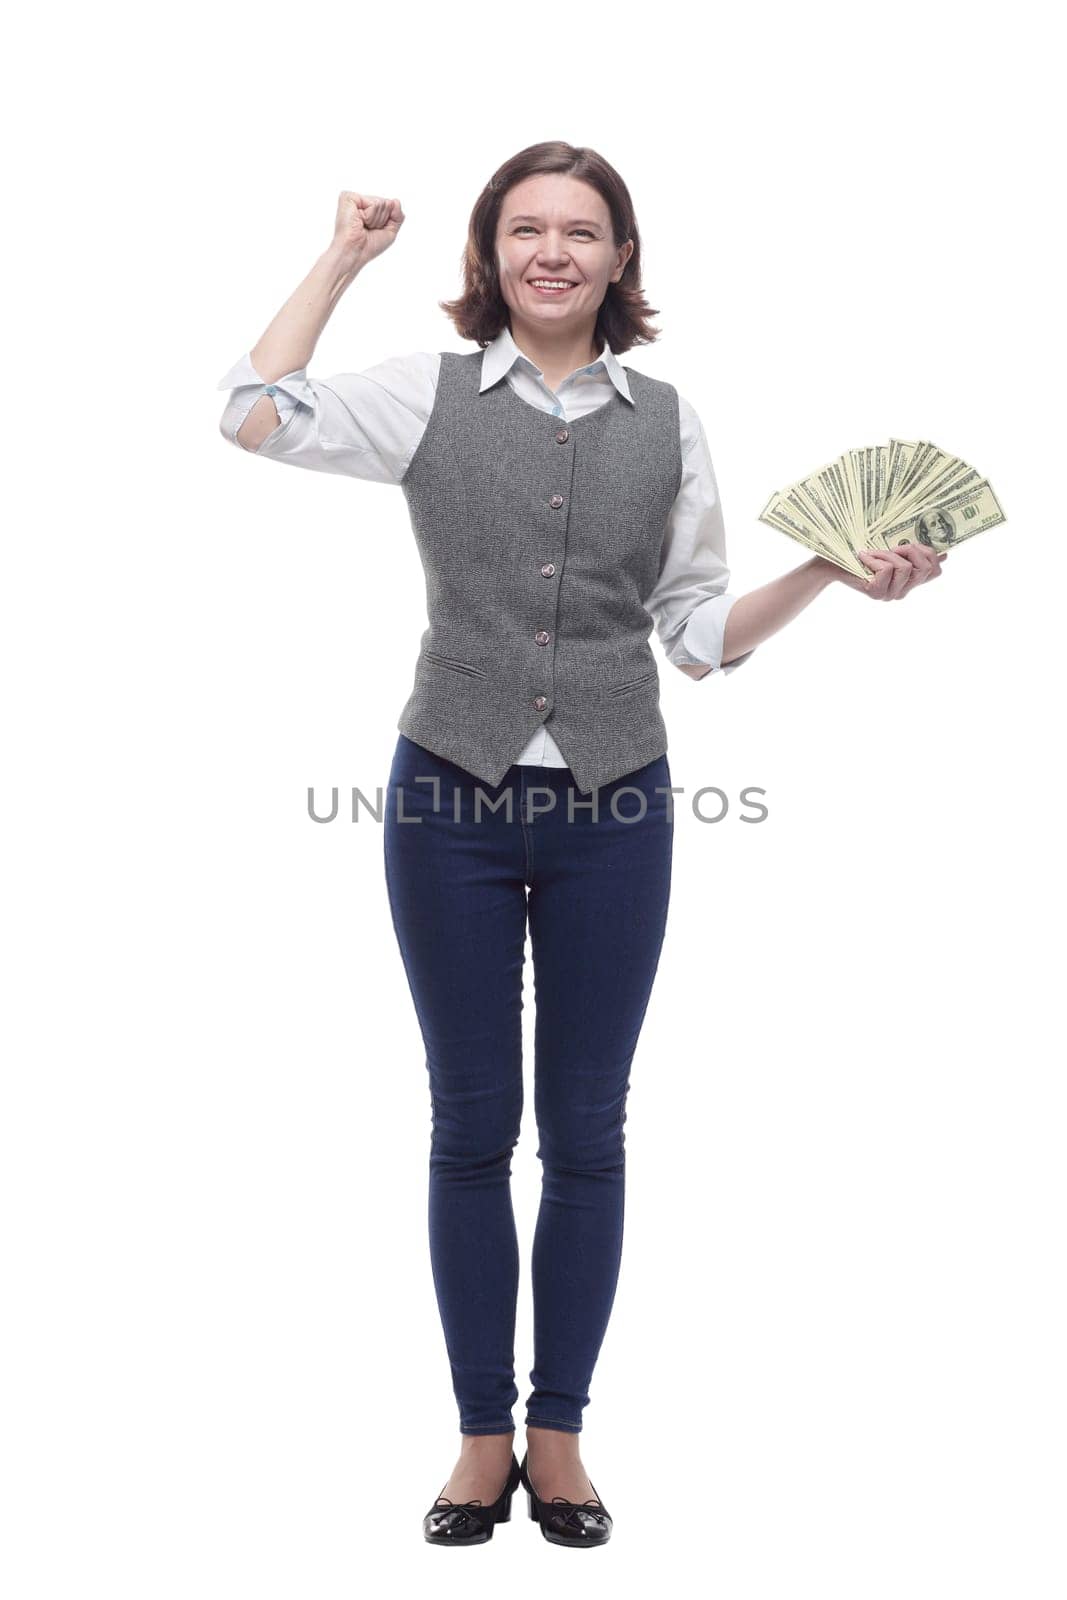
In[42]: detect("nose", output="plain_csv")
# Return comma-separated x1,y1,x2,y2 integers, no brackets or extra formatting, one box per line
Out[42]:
537,233,572,268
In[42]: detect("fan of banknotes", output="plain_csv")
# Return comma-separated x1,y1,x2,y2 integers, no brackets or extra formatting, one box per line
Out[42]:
759,438,1006,580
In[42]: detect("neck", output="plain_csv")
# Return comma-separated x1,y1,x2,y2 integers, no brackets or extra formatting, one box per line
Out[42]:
507,317,602,385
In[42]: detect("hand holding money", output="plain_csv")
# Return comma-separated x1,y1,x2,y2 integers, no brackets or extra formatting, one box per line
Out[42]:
832,542,947,599
759,438,1005,587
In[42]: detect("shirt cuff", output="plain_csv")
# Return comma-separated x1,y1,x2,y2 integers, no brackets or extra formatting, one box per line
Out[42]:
216,352,315,443
681,592,754,674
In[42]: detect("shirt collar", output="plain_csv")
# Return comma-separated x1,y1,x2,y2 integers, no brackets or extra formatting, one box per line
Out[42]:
479,324,634,405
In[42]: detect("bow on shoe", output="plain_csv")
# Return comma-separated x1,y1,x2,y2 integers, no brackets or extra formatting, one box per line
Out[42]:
546,1496,609,1534
428,1496,489,1534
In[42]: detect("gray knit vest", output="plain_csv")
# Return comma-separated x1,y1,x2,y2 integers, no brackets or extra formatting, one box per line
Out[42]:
396,348,683,793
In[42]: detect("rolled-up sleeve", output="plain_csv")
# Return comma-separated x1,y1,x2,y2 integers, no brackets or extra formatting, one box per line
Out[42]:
646,395,755,676
217,352,311,447
215,350,436,484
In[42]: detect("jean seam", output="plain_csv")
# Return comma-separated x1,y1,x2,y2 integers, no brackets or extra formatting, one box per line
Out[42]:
519,771,532,884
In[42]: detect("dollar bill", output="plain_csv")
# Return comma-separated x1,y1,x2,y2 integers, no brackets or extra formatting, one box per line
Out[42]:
759,441,1005,573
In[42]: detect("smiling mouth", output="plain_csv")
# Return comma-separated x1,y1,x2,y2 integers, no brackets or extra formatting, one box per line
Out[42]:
528,279,579,294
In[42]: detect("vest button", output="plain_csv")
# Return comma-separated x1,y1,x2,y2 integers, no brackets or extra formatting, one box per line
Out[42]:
540,562,556,577
549,493,564,508
555,428,569,444
533,695,547,711
534,629,550,645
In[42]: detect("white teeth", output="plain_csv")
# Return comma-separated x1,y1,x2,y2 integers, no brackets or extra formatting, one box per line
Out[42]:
530,280,575,289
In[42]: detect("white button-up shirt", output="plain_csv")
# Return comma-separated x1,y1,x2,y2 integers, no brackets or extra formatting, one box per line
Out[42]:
217,325,754,767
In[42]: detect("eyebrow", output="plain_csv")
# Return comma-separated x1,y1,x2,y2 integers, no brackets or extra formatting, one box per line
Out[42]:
505,214,605,230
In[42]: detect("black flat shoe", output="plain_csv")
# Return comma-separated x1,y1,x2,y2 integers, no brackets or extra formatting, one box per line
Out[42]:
519,1448,613,1547
422,1451,522,1546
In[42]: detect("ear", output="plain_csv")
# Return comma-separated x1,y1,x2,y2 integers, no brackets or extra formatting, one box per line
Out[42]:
614,239,635,279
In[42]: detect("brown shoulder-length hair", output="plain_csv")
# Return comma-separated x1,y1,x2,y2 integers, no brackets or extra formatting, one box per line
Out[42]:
438,141,663,355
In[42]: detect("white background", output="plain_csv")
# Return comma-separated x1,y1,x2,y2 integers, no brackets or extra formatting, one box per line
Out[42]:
4,0,1063,1593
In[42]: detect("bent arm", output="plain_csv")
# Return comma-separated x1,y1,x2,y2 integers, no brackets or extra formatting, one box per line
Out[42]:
224,244,364,452
649,403,760,682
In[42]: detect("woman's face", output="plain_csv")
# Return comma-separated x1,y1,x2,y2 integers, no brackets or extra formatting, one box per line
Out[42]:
494,173,633,335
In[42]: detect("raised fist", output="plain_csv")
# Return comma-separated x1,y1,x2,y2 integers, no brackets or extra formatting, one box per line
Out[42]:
332,191,405,267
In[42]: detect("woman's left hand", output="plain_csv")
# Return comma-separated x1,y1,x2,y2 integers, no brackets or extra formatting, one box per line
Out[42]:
828,543,947,599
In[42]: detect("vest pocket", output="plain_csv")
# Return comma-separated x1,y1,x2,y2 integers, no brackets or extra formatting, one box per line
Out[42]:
422,648,489,680
607,668,658,698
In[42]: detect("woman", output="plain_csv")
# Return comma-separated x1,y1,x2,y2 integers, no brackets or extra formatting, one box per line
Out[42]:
217,141,944,1549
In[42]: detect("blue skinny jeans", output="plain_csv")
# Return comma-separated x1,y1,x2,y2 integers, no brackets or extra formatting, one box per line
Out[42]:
383,734,674,1435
